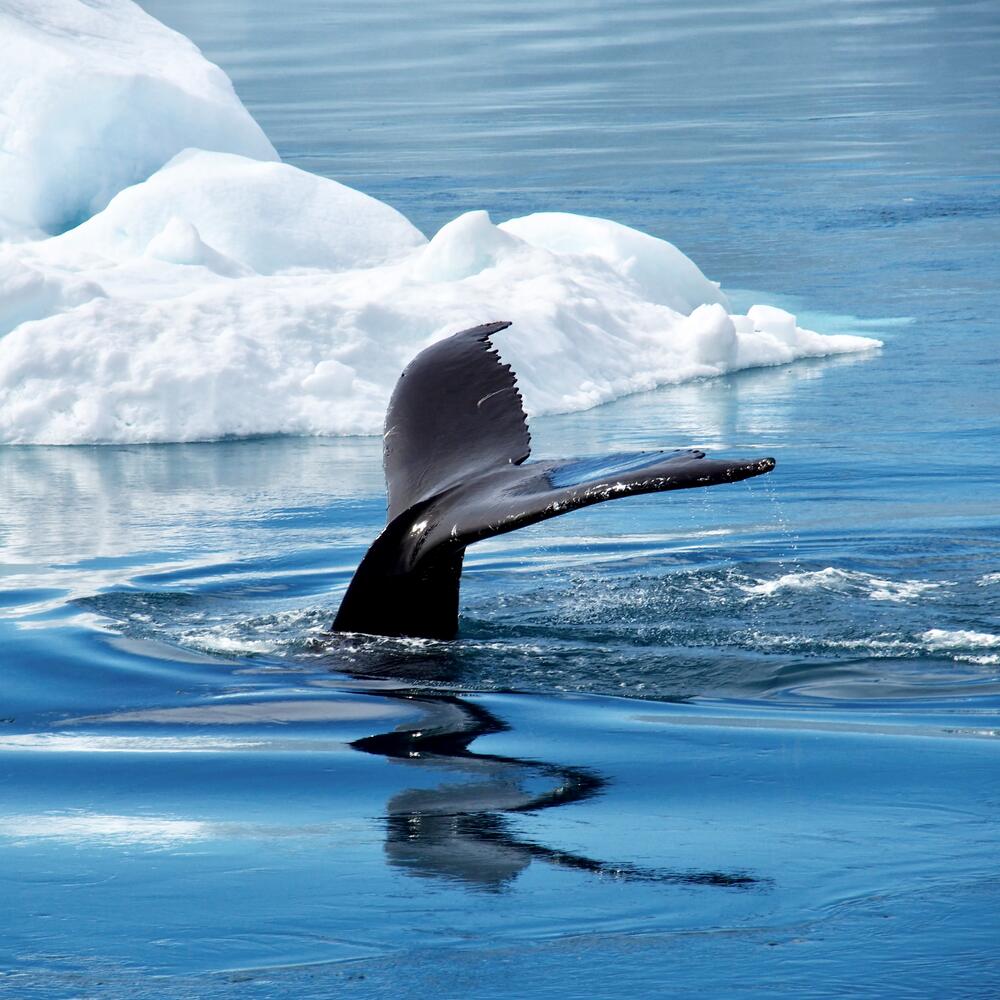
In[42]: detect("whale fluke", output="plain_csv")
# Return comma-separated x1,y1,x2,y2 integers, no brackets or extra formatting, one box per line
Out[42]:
333,321,775,640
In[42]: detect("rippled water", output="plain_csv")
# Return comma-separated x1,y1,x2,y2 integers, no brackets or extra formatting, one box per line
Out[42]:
3,1,999,996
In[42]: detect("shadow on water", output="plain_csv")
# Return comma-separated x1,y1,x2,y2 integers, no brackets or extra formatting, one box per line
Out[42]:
337,644,761,892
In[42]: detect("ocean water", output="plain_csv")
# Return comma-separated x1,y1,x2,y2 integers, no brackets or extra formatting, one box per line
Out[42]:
2,1,999,996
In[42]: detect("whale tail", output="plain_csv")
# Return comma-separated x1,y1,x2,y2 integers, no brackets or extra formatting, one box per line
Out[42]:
333,321,775,640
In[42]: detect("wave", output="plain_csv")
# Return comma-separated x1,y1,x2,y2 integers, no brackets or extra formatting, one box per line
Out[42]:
739,567,949,603
920,629,1000,650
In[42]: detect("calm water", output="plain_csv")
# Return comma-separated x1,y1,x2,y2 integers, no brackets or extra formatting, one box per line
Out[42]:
3,1,999,996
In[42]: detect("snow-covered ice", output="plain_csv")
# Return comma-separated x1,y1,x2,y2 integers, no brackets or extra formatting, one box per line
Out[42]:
48,150,426,274
0,0,276,242
0,0,882,445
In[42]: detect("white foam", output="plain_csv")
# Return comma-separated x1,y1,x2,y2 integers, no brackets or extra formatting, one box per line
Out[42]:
920,629,1000,650
0,1,883,445
183,633,281,656
742,568,944,602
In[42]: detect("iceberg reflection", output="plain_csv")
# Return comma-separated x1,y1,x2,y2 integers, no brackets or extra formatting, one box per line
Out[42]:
0,811,209,846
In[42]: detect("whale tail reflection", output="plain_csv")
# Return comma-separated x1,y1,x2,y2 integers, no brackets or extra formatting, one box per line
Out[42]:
353,694,759,892
333,321,775,640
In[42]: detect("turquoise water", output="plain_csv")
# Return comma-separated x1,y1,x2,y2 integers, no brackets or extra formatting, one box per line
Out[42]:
2,1,999,996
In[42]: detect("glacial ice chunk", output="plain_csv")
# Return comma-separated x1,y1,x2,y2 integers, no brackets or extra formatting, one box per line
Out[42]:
0,258,105,337
412,211,522,282
0,0,277,240
49,150,427,274
0,0,884,445
144,217,252,278
500,212,731,315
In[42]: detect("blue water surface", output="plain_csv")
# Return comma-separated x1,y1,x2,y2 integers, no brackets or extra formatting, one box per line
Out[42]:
2,1,999,996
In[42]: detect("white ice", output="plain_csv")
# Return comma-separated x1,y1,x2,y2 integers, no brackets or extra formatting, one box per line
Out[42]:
0,0,276,241
0,0,882,445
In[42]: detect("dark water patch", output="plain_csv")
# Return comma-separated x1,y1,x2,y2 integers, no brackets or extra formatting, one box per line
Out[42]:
814,191,1000,231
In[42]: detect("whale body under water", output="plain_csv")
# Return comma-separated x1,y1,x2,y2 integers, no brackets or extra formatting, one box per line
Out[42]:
333,321,775,640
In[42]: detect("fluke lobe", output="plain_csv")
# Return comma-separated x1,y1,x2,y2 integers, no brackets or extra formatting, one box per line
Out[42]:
333,321,775,640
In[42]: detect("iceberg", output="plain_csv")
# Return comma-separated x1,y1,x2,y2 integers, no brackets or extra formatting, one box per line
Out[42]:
0,0,276,241
0,0,881,445
48,149,427,274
